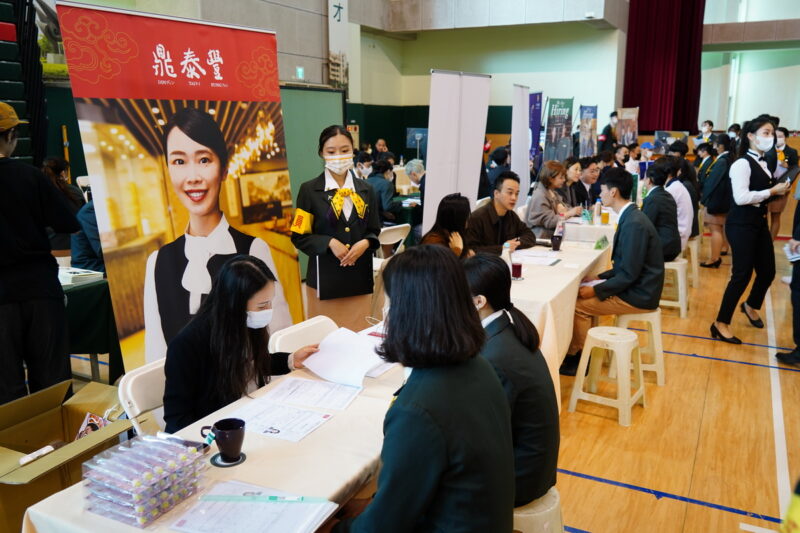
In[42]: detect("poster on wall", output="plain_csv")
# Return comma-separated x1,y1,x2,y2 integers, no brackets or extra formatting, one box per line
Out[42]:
528,92,543,160
57,2,302,369
543,97,574,162
615,107,639,146
578,105,597,157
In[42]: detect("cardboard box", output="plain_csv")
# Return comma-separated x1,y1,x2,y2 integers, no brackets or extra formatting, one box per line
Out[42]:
0,381,132,532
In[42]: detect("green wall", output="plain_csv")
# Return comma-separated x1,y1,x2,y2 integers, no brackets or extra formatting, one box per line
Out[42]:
45,85,87,178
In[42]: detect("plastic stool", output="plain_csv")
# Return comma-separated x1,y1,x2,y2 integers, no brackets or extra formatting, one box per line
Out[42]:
661,258,688,318
685,237,700,288
568,326,645,426
513,486,564,533
615,309,665,386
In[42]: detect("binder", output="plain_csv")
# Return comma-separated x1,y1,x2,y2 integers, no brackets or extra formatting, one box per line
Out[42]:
315,251,374,300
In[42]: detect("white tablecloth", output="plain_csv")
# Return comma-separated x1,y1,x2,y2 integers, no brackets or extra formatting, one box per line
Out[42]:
563,220,617,244
22,366,405,533
510,243,611,409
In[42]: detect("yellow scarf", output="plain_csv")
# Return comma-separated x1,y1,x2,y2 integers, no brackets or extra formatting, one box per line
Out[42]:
331,188,366,219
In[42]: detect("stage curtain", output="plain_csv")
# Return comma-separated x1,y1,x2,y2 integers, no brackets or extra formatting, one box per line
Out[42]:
622,0,707,132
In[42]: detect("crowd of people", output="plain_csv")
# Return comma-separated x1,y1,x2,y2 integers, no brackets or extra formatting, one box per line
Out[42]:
5,96,800,529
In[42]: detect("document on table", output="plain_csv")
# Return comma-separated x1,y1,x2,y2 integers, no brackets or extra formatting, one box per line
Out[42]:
265,377,361,410
580,279,604,287
303,327,388,387
172,480,337,533
228,399,331,442
358,323,397,378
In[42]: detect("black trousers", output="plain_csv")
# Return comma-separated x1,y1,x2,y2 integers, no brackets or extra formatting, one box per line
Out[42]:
716,217,776,324
792,261,800,348
0,298,71,404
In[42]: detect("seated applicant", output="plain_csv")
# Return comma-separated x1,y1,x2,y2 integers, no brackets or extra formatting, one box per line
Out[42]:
465,171,536,255
163,255,318,433
525,161,582,238
642,159,682,262
464,254,559,507
420,193,472,257
561,168,665,376
332,245,515,532
367,159,401,223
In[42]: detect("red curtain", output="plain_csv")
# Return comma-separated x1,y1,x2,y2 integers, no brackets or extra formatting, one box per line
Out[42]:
622,0,707,132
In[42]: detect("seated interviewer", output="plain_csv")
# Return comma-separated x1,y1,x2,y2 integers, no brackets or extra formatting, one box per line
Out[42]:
642,159,682,262
525,161,583,238
561,168,665,376
331,245,515,533
163,255,318,433
464,254,559,507
465,170,537,254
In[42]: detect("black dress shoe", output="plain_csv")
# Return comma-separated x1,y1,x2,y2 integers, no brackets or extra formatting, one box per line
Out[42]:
740,302,764,328
700,258,722,268
721,251,728,256
559,354,582,376
710,324,742,344
777,350,800,366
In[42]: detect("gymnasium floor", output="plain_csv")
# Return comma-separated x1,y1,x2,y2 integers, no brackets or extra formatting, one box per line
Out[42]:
557,235,798,533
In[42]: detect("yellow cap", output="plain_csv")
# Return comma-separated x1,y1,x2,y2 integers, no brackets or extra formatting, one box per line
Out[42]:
0,102,28,131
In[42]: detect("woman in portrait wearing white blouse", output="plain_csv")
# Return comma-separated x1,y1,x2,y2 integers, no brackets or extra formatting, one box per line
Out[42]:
144,107,291,362
711,117,789,344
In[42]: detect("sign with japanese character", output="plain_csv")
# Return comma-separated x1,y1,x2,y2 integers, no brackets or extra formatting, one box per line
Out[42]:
57,2,304,372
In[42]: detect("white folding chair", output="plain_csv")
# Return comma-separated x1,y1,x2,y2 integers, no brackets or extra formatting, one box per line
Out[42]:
268,315,338,353
75,176,91,202
515,205,528,220
475,196,492,210
117,358,166,435
376,223,411,259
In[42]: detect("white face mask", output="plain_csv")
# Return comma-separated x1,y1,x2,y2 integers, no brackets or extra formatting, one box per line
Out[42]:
324,154,354,174
358,164,371,177
642,150,652,160
702,126,711,134
728,132,738,139
777,140,786,150
246,309,273,329
755,135,774,152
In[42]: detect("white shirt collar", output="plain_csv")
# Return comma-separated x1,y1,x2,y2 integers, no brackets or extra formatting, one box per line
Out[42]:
702,156,711,165
481,309,504,328
617,202,634,219
324,168,356,191
183,214,236,314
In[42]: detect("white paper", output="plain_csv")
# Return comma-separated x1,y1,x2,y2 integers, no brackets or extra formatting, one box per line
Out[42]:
580,279,604,287
172,480,337,533
516,256,560,266
303,327,386,387
228,400,332,442
357,323,398,378
513,249,560,259
265,377,361,410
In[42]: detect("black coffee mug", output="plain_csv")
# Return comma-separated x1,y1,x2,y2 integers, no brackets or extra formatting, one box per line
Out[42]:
201,418,245,463
551,235,563,252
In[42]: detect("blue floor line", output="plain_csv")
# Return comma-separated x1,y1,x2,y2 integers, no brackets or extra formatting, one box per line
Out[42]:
564,526,591,533
665,349,800,373
70,354,109,366
629,327,792,351
557,468,782,524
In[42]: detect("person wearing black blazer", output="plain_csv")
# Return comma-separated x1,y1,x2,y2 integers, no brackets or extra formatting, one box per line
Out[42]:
777,201,800,366
701,134,733,267
769,127,800,240
572,156,601,208
712,117,790,344
464,254,560,507
163,255,318,433
565,168,664,372
642,161,682,262
333,246,514,533
291,126,381,332
598,111,618,153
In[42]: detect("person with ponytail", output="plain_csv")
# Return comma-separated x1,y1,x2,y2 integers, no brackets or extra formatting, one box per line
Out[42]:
463,253,560,507
163,255,318,433
712,117,790,344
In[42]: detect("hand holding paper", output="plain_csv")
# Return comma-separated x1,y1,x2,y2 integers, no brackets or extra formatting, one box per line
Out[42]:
302,328,387,387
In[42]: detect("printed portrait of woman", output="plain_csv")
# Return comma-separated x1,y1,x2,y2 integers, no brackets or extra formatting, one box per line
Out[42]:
144,107,291,362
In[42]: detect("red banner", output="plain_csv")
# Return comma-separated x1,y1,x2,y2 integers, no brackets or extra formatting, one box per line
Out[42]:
57,3,280,102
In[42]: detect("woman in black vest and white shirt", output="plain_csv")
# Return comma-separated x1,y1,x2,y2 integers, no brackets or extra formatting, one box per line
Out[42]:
712,117,790,343
144,108,291,362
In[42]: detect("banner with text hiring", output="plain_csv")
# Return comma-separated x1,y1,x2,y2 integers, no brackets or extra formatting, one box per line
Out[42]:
615,107,639,146
528,92,543,161
423,70,491,233
543,97,573,163
57,2,303,369
579,105,598,157
511,84,531,194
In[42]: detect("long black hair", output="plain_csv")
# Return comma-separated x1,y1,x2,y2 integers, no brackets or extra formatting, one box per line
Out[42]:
378,245,485,367
430,193,471,236
194,255,277,404
738,116,775,160
162,107,229,170
463,254,540,352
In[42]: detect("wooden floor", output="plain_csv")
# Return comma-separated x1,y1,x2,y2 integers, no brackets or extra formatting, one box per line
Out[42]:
558,231,798,533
